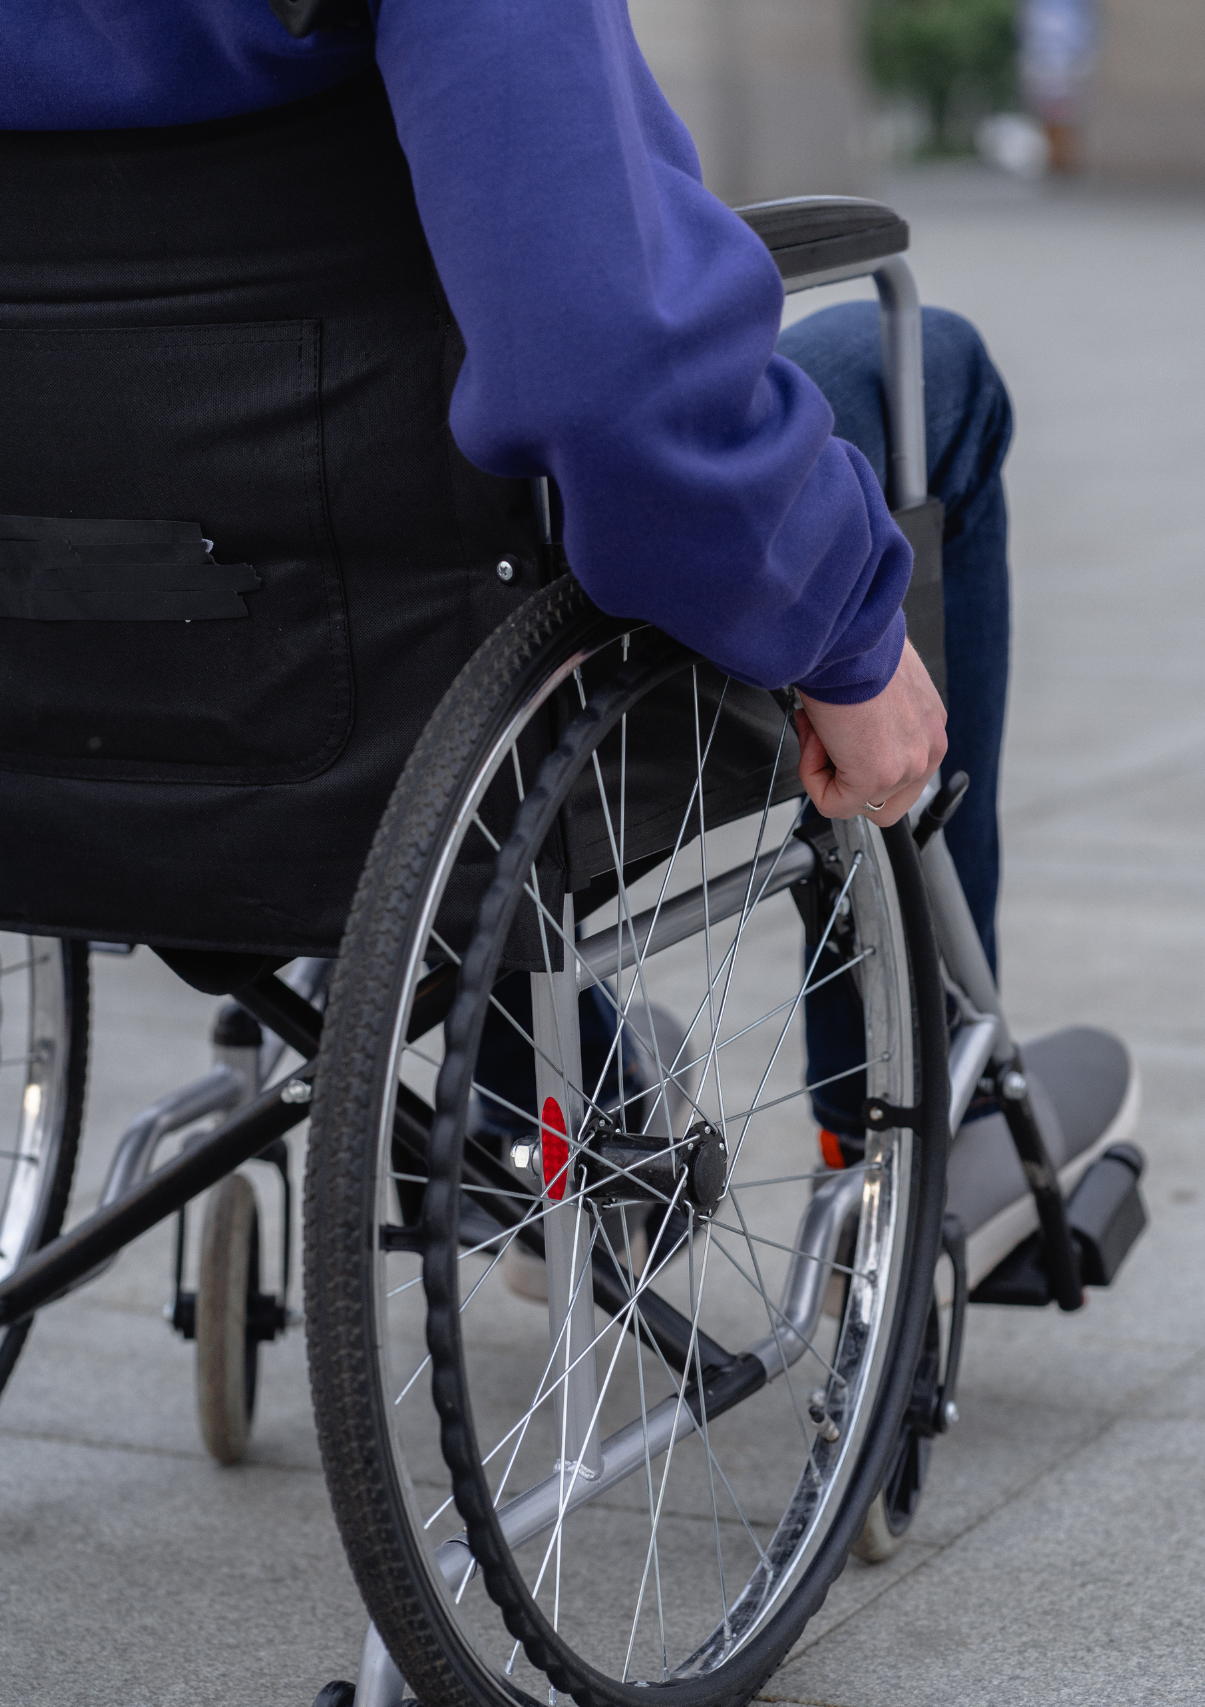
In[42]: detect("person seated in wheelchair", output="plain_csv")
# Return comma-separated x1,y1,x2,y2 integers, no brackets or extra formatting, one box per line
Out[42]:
2,3,1145,1695
2,0,1126,1280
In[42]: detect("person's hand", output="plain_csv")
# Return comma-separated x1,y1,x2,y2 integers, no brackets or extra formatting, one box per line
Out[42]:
795,640,947,826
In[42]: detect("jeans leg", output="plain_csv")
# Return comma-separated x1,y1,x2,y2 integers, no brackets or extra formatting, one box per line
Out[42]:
777,302,1013,1133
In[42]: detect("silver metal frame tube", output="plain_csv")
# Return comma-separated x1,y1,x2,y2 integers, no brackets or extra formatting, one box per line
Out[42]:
947,1016,1000,1134
531,894,603,1478
873,254,928,509
355,1621,410,1707
576,840,814,987
919,830,1012,1060
747,1168,866,1376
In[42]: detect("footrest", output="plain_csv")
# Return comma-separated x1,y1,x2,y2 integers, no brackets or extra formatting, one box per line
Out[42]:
970,1144,1147,1306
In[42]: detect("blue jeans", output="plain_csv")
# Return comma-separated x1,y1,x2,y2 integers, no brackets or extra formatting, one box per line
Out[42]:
777,303,1013,1136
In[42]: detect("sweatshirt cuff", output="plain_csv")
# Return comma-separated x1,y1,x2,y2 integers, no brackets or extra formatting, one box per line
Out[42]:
794,607,906,706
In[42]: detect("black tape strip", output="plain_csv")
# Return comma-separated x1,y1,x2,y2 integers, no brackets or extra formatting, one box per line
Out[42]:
0,515,260,621
895,496,947,705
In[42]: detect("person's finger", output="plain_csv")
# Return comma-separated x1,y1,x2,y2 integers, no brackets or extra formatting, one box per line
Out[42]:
797,759,928,825
796,723,841,814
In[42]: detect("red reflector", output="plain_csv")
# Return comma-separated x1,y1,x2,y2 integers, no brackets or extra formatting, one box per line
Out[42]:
541,1097,569,1202
819,1128,846,1170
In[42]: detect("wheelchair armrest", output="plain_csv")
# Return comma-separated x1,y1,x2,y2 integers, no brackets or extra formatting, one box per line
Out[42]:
737,196,909,292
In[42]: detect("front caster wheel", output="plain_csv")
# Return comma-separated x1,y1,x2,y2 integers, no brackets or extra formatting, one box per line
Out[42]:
311,1684,356,1707
851,1294,942,1562
196,1171,261,1465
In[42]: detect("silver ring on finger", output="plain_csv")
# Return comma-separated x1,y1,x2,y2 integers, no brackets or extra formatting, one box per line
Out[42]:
864,798,888,813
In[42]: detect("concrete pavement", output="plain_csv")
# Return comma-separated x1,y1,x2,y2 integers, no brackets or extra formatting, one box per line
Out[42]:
2,167,1204,1705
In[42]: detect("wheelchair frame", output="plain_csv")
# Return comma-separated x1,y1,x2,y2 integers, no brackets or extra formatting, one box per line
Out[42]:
0,197,1145,1707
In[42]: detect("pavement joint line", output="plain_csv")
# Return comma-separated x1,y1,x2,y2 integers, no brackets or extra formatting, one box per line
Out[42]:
0,1422,327,1472
790,1410,1121,1661
756,1696,864,1706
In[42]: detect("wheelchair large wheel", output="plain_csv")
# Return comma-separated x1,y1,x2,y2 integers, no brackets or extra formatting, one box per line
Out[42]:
0,935,89,1394
306,580,947,1707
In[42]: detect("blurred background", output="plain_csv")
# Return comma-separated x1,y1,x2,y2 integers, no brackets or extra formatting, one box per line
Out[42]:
627,0,1205,197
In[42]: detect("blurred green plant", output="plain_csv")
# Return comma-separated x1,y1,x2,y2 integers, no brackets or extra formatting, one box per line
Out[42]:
864,0,1018,153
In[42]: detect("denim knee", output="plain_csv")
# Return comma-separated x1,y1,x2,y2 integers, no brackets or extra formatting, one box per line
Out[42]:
919,309,1013,523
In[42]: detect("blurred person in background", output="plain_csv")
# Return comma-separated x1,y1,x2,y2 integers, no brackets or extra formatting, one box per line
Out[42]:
1020,0,1099,170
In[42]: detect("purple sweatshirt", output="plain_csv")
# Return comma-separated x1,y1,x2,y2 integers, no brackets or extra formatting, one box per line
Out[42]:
0,0,911,699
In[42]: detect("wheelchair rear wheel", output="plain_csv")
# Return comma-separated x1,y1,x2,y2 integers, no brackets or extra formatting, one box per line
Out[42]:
306,581,947,1707
0,935,89,1394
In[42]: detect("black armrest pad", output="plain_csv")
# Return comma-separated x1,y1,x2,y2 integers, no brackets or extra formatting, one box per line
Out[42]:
737,196,909,284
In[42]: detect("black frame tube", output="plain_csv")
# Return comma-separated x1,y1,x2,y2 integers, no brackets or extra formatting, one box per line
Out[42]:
0,1072,313,1328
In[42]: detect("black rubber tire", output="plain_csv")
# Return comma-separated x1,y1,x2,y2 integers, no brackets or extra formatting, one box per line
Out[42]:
307,580,613,1707
0,940,89,1397
305,580,948,1707
311,1683,357,1707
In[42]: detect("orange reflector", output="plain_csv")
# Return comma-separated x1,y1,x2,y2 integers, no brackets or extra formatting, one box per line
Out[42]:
541,1097,569,1202
819,1128,846,1170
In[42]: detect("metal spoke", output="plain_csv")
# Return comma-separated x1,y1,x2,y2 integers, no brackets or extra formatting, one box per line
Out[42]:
712,1200,875,1281
589,1208,770,1570
0,954,49,979
466,1204,694,1495
387,1171,539,1204
708,1230,846,1389
492,895,705,1134
423,1211,614,1535
526,1182,698,1624
726,1160,884,1191
720,1053,890,1132
727,1186,822,1460
723,854,865,1184
665,947,875,1087
633,795,804,1141
426,929,622,1142
688,694,792,1127
576,679,733,1129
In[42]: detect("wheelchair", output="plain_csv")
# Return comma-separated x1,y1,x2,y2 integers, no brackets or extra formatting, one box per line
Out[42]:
0,197,1146,1707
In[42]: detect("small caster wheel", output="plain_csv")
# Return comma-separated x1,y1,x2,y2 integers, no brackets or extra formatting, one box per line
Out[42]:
852,1296,942,1563
851,1487,906,1562
311,1685,356,1707
196,1172,261,1465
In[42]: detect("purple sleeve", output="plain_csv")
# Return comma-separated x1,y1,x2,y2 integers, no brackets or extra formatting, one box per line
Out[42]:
372,0,911,698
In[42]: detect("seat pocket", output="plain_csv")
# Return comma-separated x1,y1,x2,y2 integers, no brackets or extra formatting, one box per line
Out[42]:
0,322,352,784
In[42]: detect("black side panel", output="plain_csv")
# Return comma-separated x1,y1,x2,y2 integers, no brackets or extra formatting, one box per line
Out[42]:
895,496,946,704
0,322,352,785
0,73,543,955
